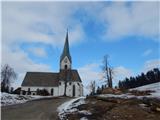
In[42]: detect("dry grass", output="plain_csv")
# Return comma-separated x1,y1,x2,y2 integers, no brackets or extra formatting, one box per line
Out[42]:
66,96,160,120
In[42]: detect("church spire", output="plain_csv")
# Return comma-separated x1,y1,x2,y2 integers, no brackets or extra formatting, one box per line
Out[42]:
60,30,72,64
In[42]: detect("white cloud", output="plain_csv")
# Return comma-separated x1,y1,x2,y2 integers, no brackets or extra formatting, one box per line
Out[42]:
101,2,159,41
78,63,103,95
2,45,52,88
28,47,47,57
142,49,152,57
2,2,85,47
1,2,85,88
143,59,160,73
78,63,134,94
113,66,133,85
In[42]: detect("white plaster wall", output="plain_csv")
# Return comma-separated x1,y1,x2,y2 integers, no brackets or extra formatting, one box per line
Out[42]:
58,81,65,96
21,86,59,96
66,82,74,97
21,81,83,97
65,82,83,97
58,81,83,97
60,56,71,70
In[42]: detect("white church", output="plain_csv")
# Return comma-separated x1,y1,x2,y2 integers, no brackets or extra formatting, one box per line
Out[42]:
21,31,83,97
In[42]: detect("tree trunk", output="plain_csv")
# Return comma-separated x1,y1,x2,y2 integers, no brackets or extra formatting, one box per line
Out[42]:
109,68,113,88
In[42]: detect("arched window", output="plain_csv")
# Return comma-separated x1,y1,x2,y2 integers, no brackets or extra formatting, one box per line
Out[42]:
73,85,76,97
51,88,54,95
65,65,68,69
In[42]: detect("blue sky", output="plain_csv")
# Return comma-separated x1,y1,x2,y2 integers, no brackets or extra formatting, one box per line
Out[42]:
1,1,160,93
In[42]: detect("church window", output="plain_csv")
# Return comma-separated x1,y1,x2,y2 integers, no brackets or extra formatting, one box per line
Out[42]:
51,88,54,95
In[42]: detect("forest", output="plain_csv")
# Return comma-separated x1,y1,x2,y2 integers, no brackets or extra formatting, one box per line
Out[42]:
118,68,160,89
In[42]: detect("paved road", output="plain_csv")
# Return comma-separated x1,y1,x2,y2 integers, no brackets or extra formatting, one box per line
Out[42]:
1,97,71,120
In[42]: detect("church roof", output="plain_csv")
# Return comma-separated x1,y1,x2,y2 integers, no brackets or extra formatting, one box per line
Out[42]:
60,31,72,63
59,69,82,82
21,72,59,87
21,70,82,87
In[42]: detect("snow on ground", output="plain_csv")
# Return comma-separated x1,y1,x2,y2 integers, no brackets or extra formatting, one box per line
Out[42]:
57,97,86,120
80,117,88,120
99,82,160,99
78,110,92,115
130,82,160,98
98,93,136,99
1,92,53,106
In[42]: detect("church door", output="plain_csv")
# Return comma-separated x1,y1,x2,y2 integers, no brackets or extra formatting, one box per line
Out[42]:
72,85,75,97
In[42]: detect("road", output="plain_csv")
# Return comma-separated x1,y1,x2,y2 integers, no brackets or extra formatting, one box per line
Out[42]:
1,97,71,120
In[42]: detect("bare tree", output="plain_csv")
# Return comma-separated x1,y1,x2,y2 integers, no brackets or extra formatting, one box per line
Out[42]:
1,64,17,92
89,80,96,95
102,55,113,88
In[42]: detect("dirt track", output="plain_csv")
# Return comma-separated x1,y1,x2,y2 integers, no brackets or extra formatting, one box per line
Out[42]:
1,97,71,120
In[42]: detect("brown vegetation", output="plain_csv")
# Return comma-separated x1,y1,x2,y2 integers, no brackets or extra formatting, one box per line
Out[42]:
66,96,160,120
101,88,123,94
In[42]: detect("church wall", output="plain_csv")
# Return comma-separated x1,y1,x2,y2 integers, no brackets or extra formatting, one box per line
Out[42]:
21,86,59,96
58,81,83,97
58,81,65,96
66,82,83,97
66,82,73,97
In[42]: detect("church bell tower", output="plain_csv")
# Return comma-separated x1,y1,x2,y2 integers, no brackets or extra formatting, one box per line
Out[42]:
60,30,72,70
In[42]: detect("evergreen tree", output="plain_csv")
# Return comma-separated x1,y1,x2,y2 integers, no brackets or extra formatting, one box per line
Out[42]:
118,68,160,89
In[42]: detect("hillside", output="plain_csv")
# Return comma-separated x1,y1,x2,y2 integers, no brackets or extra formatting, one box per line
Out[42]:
130,82,160,98
57,82,160,120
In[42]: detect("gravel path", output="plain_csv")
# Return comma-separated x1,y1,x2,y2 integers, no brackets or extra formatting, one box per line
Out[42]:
1,97,71,120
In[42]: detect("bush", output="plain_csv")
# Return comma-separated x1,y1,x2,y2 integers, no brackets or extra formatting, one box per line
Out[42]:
36,89,49,96
12,87,21,95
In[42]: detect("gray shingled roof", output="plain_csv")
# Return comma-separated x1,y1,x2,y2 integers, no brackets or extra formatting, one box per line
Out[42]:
21,70,82,87
21,72,59,87
59,69,82,82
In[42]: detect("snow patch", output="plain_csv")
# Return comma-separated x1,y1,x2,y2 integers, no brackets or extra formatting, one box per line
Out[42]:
1,92,53,106
57,97,86,120
99,82,160,99
98,93,137,99
130,82,160,98
78,110,92,115
80,117,88,120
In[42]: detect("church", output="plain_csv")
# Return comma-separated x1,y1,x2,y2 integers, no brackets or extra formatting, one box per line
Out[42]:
20,31,83,97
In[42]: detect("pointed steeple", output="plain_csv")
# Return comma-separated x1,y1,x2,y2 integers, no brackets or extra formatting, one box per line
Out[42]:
60,30,72,63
